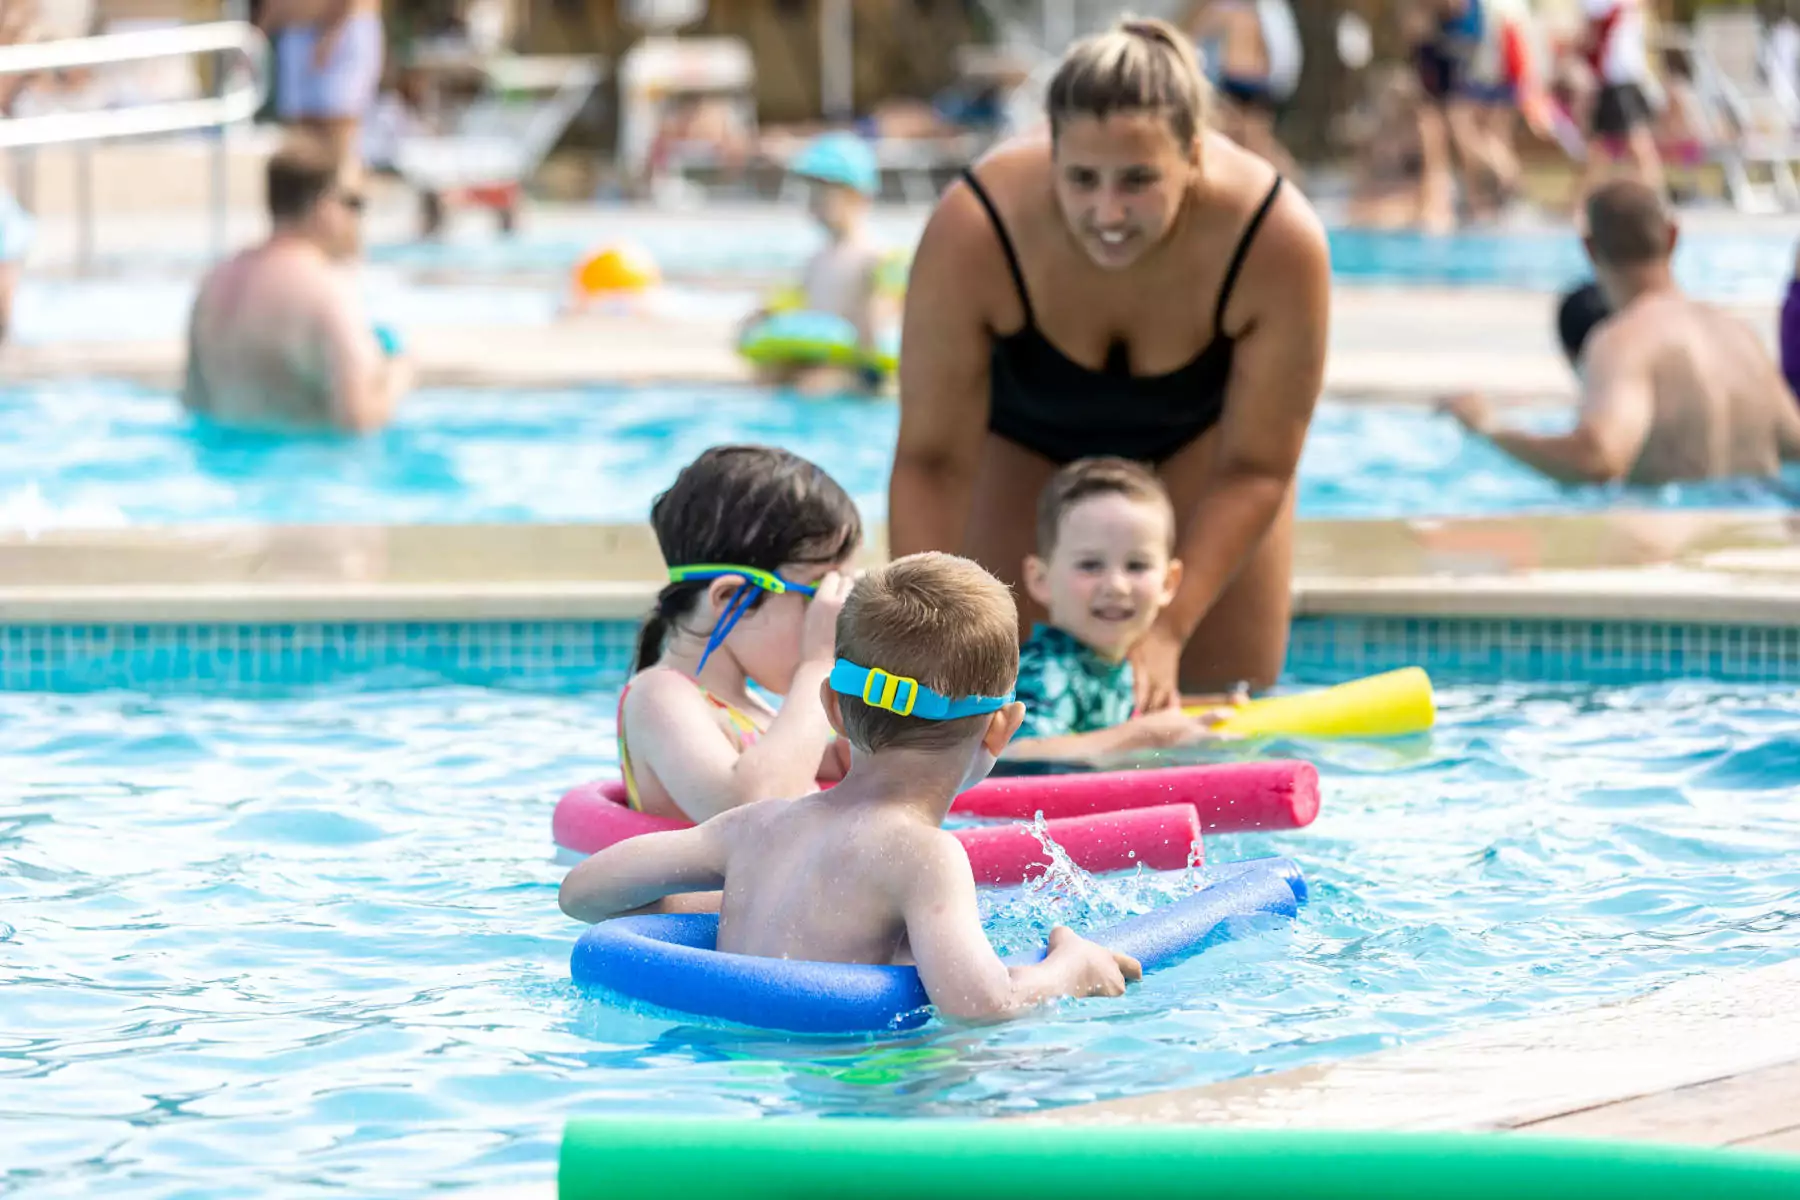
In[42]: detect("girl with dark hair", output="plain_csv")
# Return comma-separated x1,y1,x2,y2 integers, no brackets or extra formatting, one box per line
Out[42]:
620,445,863,823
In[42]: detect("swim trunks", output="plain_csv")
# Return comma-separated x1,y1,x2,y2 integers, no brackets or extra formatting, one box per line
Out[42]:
277,13,383,122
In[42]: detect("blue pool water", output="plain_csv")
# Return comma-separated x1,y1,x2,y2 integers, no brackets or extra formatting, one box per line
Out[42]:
3,275,757,347
367,219,1798,300
4,674,1799,1196
1,382,1793,530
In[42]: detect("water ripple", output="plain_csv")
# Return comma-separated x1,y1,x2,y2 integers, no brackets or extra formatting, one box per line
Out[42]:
0,679,1797,1197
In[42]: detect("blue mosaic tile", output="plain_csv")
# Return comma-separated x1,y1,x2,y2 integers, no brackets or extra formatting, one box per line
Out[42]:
0,621,638,692
1282,615,1800,684
0,615,1795,692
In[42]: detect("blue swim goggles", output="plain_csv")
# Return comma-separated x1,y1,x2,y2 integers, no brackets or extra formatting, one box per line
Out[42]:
668,564,819,671
829,659,1015,721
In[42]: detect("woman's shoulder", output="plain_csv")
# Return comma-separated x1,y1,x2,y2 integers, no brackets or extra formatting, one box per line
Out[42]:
936,137,1051,215
1197,139,1327,264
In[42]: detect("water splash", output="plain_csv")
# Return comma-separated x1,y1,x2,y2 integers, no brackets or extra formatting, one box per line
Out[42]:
978,814,1214,957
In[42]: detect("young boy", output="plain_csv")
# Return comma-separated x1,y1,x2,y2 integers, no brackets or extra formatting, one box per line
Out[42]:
1008,458,1239,762
559,552,1141,1022
744,131,900,395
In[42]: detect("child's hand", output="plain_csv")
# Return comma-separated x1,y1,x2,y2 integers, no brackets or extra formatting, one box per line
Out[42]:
800,571,854,666
1045,926,1142,998
1124,707,1231,749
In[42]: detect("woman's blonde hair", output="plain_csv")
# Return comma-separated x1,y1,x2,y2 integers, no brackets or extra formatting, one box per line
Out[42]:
1045,16,1211,147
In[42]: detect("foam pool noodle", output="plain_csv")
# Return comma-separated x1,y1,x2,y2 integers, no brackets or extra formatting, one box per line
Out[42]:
1200,667,1436,740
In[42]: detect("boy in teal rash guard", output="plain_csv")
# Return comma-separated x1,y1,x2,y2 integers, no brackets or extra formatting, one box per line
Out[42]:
1008,458,1241,762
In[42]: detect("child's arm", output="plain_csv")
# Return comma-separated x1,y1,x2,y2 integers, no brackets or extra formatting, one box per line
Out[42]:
1006,708,1231,761
624,574,852,820
897,831,1141,1021
558,814,736,923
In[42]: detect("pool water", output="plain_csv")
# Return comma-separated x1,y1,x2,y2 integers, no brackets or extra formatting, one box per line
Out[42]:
4,675,1799,1196
1,383,1794,530
367,218,1797,300
4,275,759,347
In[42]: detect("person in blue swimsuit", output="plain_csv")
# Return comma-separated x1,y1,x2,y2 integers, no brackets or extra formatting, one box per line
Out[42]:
888,16,1329,705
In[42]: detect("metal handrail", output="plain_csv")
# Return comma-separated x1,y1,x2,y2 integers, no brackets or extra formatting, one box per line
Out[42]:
0,21,268,149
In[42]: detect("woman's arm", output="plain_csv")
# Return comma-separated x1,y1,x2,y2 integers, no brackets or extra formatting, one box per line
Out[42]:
1134,190,1330,709
889,184,1001,558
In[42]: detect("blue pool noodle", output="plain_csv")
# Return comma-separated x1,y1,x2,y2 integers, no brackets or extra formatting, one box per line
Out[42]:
569,856,1305,1035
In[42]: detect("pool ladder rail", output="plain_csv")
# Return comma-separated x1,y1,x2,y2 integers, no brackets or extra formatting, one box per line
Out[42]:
0,20,270,266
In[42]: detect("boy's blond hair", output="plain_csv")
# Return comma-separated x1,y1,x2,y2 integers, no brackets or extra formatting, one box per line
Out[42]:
835,553,1019,752
1035,456,1176,558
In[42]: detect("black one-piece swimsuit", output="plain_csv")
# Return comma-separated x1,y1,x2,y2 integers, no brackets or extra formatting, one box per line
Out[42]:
959,168,1284,465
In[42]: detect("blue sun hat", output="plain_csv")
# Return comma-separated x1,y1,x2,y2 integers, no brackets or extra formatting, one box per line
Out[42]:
789,131,879,197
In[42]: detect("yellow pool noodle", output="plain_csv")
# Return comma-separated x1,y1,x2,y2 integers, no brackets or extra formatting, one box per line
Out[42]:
1195,667,1436,740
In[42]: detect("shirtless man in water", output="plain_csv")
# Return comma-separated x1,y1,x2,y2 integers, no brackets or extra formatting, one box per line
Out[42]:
1442,180,1800,486
183,140,411,433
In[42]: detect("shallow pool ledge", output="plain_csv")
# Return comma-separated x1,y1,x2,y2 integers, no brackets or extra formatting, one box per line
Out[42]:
1023,956,1800,1152
0,510,1796,628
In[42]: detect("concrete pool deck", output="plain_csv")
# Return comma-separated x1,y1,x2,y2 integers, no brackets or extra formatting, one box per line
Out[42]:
1,509,1799,626
1033,955,1800,1151
1,282,1771,400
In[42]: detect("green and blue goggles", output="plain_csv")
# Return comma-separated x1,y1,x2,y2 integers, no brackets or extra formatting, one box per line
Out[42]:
829,659,1015,721
667,564,819,671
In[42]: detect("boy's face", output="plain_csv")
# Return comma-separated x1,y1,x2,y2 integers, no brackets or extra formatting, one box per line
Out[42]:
806,180,868,237
1024,493,1180,662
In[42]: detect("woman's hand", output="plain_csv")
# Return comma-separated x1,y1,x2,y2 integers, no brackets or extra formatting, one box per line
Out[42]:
1128,619,1186,713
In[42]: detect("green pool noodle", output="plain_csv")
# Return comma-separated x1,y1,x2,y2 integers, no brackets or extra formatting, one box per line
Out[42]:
560,1119,1800,1200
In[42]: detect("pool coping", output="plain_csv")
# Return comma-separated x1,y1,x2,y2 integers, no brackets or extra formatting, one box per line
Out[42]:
1,571,1797,626
0,510,1797,627
1026,956,1800,1143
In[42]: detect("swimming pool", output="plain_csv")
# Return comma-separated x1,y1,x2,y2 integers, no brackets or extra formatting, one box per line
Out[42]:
366,218,1797,300
0,382,1792,530
4,667,1797,1197
2,275,758,347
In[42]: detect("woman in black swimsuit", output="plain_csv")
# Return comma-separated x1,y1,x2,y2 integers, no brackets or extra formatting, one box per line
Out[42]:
889,16,1329,705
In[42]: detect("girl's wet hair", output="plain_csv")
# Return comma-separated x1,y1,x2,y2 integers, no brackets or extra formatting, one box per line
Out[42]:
635,445,863,672
1046,15,1210,148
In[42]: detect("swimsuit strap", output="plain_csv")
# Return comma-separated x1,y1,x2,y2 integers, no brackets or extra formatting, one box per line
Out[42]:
1213,176,1285,336
960,168,1038,328
615,676,762,814
699,686,764,745
616,680,645,812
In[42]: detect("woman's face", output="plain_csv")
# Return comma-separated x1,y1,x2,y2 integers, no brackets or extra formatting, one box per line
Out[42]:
1052,111,1197,270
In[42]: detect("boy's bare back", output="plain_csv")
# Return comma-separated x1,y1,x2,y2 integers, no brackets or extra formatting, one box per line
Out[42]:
712,787,960,966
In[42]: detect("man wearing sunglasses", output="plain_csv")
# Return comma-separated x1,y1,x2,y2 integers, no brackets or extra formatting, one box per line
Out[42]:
181,137,412,434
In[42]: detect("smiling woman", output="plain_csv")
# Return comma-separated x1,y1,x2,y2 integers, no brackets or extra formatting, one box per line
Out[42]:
888,16,1331,703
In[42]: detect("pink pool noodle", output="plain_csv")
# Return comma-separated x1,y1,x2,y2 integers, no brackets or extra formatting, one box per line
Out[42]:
949,760,1320,833
553,786,1203,886
955,804,1202,885
571,760,1318,839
